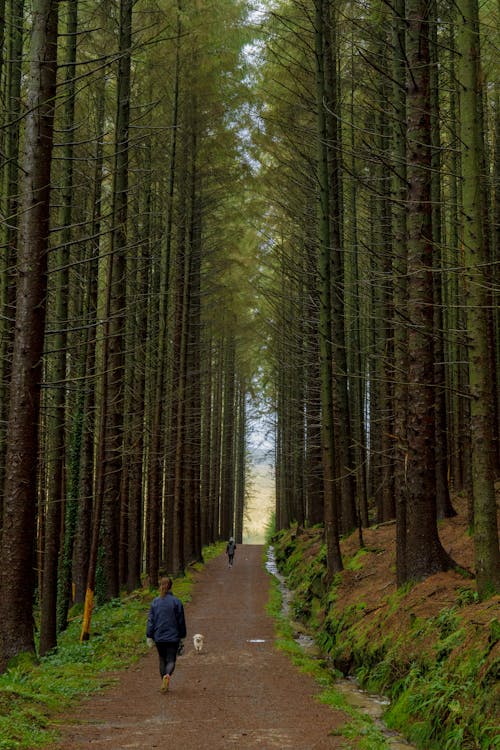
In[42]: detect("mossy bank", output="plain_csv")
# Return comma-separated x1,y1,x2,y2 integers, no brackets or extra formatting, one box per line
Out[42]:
271,517,499,750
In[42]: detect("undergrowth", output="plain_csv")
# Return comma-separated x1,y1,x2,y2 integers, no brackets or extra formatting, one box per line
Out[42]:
0,543,224,750
265,555,394,750
271,527,500,750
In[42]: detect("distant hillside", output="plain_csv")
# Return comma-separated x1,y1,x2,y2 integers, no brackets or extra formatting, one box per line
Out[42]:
244,457,274,543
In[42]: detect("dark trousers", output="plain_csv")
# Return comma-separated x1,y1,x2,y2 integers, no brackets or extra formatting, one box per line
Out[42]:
155,641,179,678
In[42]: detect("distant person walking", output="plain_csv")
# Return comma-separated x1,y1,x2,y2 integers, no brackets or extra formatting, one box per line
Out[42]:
146,576,187,693
226,537,237,567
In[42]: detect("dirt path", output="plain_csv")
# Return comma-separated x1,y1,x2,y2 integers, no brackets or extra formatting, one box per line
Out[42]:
49,545,349,749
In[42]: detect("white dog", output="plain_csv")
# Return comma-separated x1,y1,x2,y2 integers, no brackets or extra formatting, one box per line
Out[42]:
193,633,204,653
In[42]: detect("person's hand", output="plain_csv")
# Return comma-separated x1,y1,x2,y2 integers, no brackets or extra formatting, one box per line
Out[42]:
146,637,154,648
177,640,185,655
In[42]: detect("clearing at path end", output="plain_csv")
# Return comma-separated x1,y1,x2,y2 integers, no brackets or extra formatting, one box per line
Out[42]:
51,545,349,749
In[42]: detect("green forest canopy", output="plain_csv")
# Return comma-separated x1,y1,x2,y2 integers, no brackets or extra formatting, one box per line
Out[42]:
0,0,498,669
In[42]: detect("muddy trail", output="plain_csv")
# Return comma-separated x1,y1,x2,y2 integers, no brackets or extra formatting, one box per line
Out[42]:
48,545,350,749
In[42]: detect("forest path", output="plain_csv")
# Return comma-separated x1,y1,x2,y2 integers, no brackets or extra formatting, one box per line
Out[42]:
48,545,350,749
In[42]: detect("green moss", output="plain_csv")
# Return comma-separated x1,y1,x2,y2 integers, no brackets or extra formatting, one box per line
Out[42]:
489,618,500,645
271,529,499,750
266,572,392,748
455,586,479,607
345,548,370,571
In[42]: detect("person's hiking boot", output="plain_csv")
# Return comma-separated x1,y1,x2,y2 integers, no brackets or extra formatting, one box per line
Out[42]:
161,674,170,693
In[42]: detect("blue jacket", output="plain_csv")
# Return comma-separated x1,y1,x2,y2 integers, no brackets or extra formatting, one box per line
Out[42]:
146,592,187,643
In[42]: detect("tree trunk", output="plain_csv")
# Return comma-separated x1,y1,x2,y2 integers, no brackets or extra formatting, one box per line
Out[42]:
101,0,133,600
40,0,79,656
0,0,25,523
347,51,368,529
170,134,191,573
72,77,105,605
221,337,236,539
456,0,500,596
184,127,202,565
429,2,455,520
304,275,323,525
200,341,213,545
392,0,409,585
209,343,223,539
323,0,356,534
234,381,246,544
315,0,342,574
402,0,454,582
124,177,149,593
146,2,181,585
0,0,58,668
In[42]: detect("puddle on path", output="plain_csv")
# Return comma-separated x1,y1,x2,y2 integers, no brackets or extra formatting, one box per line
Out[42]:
265,547,416,750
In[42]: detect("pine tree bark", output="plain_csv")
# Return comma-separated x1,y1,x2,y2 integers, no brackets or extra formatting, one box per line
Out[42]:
146,3,181,585
183,130,202,565
456,0,500,596
401,0,454,582
234,381,246,544
221,337,236,539
101,0,133,600
0,0,58,668
124,184,149,592
200,342,213,545
0,0,25,521
169,133,191,573
392,0,409,584
429,2,455,520
209,343,223,539
315,0,342,574
304,238,323,527
347,56,368,529
323,0,356,534
72,77,105,605
40,0,79,656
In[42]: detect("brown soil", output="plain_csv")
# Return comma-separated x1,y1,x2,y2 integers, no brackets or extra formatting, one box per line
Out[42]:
47,545,349,750
335,494,477,620
281,495,499,691
334,495,498,647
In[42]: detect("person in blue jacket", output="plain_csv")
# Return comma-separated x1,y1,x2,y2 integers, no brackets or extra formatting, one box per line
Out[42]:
146,576,187,693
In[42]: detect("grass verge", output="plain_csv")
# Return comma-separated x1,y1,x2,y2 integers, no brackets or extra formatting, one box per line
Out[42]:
265,556,394,750
271,526,499,750
0,543,224,750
